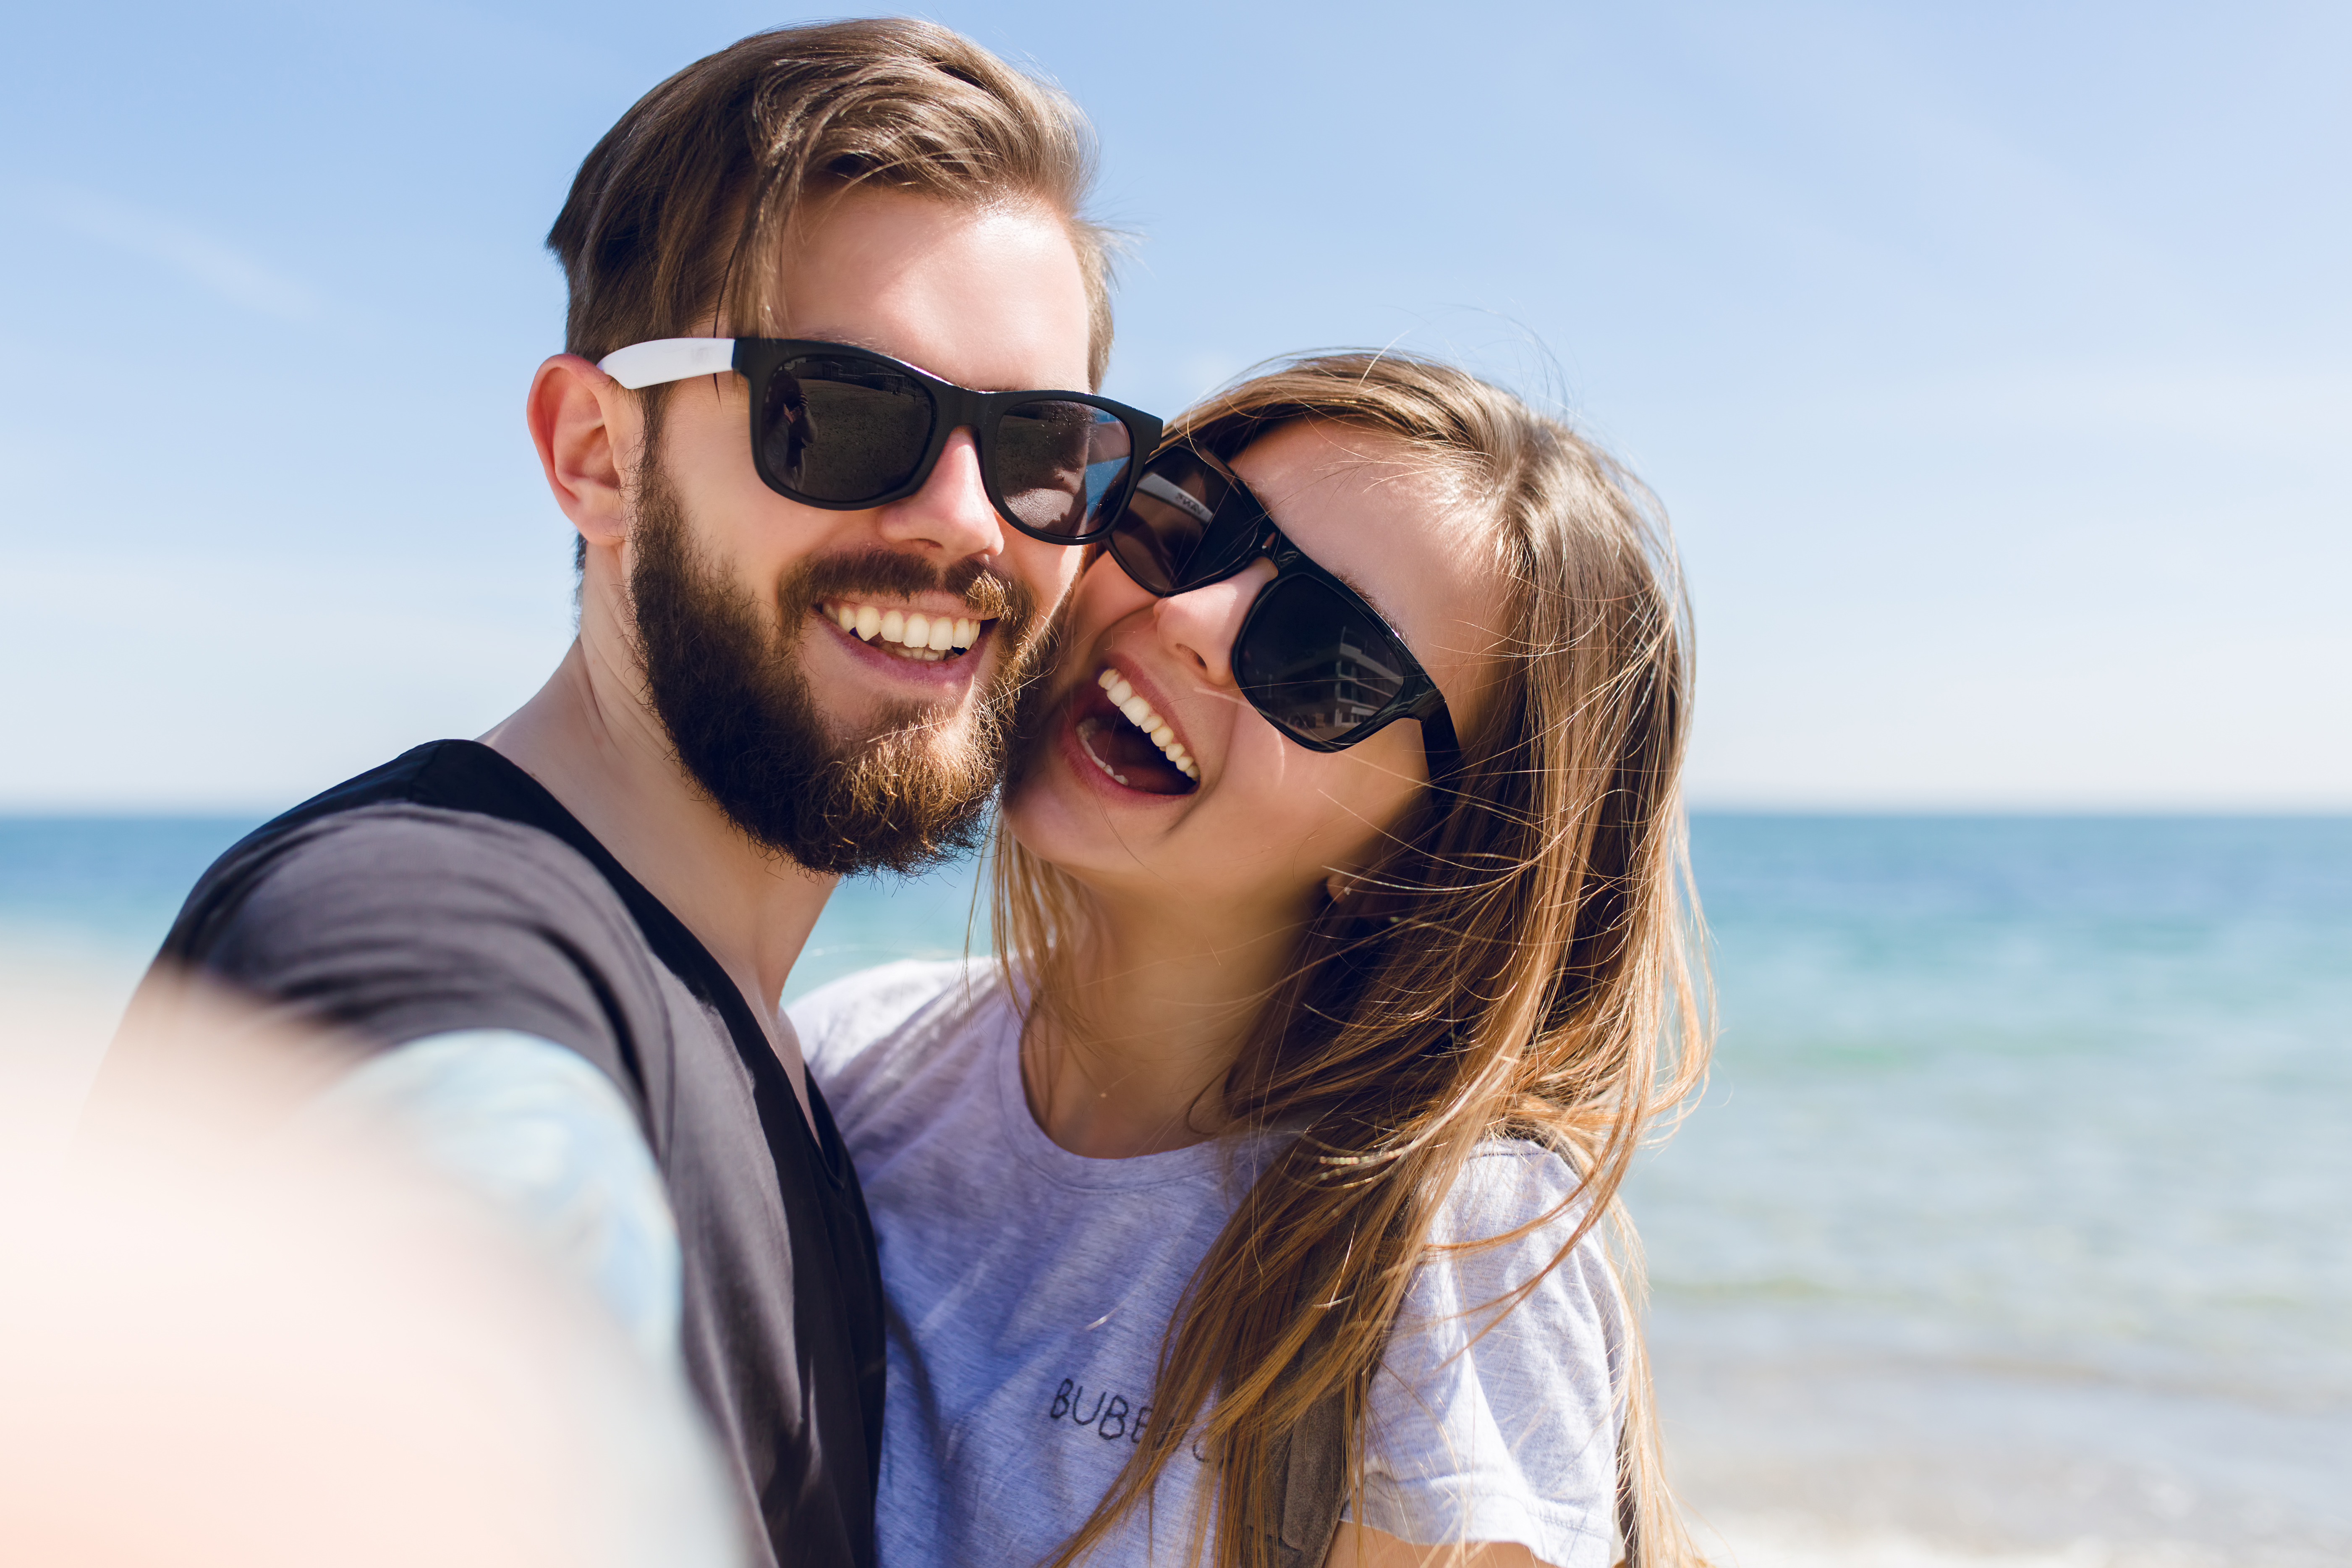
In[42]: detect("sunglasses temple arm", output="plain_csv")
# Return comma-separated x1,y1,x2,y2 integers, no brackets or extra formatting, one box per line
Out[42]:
1416,700,1462,784
595,337,738,390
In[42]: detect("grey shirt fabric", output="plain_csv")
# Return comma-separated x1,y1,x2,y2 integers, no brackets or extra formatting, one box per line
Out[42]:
793,958,1628,1568
119,740,885,1568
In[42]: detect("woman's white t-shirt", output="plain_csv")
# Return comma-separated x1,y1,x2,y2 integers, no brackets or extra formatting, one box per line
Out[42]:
793,959,1625,1568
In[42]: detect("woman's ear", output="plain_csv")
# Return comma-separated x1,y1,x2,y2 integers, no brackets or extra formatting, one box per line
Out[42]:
1324,869,1354,905
526,354,637,551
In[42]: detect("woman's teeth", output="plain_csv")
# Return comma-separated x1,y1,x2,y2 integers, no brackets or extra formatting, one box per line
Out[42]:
827,602,983,662
1096,667,1198,781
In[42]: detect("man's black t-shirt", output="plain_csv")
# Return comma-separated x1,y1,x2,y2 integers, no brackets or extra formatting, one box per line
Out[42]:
139,740,884,1568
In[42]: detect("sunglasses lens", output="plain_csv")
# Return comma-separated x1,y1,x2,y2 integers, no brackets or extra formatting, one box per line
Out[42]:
994,401,1138,540
1236,575,1414,746
760,355,935,503
992,402,1138,543
1106,452,1261,595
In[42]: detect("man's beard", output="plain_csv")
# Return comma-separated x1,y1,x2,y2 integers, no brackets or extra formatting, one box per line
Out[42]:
626,452,1059,876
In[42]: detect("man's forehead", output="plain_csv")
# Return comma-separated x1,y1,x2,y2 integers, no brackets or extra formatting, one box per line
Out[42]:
766,189,1094,392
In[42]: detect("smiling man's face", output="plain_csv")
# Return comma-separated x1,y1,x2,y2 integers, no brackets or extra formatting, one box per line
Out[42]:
623,186,1097,872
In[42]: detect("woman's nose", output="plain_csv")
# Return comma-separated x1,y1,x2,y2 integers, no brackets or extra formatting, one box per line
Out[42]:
1152,558,1277,686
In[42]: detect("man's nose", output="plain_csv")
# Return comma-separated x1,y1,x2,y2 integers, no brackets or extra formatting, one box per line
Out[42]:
874,427,1004,560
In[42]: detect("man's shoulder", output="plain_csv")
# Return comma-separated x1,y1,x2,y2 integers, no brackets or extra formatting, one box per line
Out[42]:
147,743,675,1063
218,738,553,850
176,800,625,966
245,800,607,897
173,741,622,955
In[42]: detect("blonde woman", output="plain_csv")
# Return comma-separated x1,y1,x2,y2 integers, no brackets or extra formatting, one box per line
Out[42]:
794,354,1709,1568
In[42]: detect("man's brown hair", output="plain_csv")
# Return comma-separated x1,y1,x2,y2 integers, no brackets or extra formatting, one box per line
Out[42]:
548,18,1115,385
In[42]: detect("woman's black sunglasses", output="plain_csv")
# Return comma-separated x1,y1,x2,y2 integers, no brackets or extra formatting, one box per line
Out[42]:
1102,446,1459,775
597,337,1163,545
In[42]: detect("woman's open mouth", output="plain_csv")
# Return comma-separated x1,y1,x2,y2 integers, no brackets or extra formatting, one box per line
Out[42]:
821,599,992,664
1072,665,1198,796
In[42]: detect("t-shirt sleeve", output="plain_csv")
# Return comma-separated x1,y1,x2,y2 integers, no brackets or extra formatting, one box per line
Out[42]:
163,806,666,1095
1349,1144,1627,1568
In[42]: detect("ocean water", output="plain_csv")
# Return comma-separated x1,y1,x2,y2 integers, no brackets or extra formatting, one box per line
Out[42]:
1,813,2344,1565
1638,817,2352,1567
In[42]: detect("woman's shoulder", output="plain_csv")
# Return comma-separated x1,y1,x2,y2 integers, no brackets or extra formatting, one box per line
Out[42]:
789,956,1008,1089
1402,1136,1622,1359
1435,1138,1596,1247
1354,1139,1625,1562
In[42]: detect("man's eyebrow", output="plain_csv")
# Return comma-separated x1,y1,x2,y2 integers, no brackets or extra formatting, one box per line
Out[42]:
784,331,1045,393
790,328,894,357
789,330,949,383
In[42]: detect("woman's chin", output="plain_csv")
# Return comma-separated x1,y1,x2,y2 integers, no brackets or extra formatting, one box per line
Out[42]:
1002,741,1180,878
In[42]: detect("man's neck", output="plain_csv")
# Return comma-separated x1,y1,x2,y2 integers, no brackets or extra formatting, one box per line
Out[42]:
1023,884,1313,1160
480,636,835,1127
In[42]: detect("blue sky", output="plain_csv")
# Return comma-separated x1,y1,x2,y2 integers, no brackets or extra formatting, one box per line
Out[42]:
2,1,2345,810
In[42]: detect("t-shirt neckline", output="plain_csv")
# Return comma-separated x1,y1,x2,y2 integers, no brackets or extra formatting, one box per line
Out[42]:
978,968,1269,1195
398,738,854,1192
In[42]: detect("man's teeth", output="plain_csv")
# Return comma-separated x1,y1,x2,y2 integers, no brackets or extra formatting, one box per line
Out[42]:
829,602,982,662
1096,667,1199,781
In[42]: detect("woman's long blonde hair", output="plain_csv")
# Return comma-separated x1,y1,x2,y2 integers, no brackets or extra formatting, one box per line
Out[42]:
993,353,1711,1568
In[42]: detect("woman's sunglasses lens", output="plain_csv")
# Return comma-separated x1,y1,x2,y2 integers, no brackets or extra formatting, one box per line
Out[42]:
1105,466,1212,593
1235,576,1411,746
761,356,934,503
1105,453,1265,594
994,401,1136,539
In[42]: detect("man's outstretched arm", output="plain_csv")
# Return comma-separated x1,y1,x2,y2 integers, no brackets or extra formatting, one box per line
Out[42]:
305,1029,685,1374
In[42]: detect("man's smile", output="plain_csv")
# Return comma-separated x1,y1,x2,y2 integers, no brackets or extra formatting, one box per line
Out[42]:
819,598,995,665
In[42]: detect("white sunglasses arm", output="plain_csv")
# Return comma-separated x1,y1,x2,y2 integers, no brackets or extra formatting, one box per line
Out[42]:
594,338,737,390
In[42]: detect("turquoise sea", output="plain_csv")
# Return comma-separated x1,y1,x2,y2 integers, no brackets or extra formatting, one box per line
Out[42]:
2,813,2345,1565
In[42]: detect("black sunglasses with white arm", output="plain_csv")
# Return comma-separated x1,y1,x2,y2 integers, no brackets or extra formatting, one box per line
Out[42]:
598,337,1162,545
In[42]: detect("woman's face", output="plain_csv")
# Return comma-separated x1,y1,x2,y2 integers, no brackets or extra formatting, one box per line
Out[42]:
1005,421,1507,932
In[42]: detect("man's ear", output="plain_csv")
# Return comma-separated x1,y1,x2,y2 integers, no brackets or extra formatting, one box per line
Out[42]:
526,354,639,551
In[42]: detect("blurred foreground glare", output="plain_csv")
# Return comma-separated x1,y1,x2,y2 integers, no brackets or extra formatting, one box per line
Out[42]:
0,978,741,1567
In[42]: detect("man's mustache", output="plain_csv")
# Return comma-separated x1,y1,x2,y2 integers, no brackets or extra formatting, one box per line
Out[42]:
785,547,1029,625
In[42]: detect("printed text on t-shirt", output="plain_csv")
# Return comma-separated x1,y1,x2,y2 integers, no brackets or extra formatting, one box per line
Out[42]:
1048,1376,1211,1461
1049,1377,1148,1442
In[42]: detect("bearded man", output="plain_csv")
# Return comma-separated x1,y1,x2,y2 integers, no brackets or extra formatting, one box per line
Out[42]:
104,21,1154,1568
